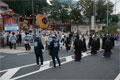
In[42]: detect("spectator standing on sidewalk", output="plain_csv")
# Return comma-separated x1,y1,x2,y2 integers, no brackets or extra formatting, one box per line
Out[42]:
8,32,12,49
1,32,5,47
17,32,22,45
10,32,17,49
23,32,31,51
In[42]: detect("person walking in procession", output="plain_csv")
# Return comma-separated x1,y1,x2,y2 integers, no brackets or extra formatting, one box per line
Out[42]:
34,37,44,66
65,37,71,52
97,35,100,51
73,35,83,61
103,35,113,58
102,34,107,49
48,36,61,68
109,34,115,49
91,35,98,55
82,35,87,52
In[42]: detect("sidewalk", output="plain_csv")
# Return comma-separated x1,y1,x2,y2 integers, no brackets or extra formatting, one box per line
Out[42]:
0,45,34,54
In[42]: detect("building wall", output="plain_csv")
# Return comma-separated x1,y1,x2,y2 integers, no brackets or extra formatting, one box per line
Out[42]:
71,24,90,34
71,24,102,34
0,17,3,32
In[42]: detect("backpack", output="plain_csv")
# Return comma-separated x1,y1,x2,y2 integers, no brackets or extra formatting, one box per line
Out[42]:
34,42,38,47
11,36,16,41
54,41,58,48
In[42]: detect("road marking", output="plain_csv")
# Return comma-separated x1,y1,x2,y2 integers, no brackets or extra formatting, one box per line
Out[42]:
0,68,20,80
0,49,33,54
0,49,94,73
17,53,29,56
114,73,120,80
10,52,90,80
0,49,103,80
0,55,4,58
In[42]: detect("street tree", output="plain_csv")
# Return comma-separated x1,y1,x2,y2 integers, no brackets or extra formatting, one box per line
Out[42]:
96,0,114,22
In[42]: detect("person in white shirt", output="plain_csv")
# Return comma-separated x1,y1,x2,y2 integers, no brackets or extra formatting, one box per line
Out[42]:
23,32,31,50
8,32,12,49
10,32,17,49
45,34,49,50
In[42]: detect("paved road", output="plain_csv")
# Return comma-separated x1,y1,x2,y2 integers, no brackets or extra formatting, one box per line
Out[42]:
0,41,120,80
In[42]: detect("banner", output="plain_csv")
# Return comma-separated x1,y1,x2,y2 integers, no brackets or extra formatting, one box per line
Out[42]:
4,24,19,32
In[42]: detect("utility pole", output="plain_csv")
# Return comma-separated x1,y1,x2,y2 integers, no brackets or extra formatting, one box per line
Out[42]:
91,0,96,33
106,0,109,34
32,0,35,38
115,0,117,14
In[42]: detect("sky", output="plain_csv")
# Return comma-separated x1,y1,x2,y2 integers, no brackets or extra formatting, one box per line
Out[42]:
74,0,120,14
111,0,120,14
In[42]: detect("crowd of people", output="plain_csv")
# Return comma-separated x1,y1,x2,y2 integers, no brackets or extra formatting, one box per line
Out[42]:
33,30,118,68
0,30,119,68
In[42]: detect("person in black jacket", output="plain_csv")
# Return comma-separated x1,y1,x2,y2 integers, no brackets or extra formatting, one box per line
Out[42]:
88,35,93,48
34,37,44,66
103,35,113,58
18,32,22,45
82,35,87,52
91,35,98,55
97,35,100,51
65,37,71,52
48,36,61,68
73,35,83,61
109,34,115,48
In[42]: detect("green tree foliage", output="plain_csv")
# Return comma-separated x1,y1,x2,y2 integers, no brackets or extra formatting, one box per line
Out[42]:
80,0,93,20
110,15,119,23
2,0,114,24
2,0,30,15
70,1,84,23
80,0,114,22
46,0,70,23
2,0,48,15
96,0,114,22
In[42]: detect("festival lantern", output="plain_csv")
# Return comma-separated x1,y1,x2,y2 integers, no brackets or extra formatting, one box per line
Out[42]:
36,14,48,29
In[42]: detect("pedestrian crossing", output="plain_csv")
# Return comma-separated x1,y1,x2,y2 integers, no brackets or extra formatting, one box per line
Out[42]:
0,52,90,80
0,47,119,80
0,55,4,58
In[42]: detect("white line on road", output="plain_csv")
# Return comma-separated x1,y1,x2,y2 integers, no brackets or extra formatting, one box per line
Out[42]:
0,68,20,80
0,56,4,58
0,49,102,74
10,52,90,80
0,49,102,80
114,73,120,80
17,53,29,56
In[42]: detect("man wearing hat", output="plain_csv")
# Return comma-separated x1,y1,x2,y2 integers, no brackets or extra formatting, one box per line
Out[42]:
48,36,61,68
